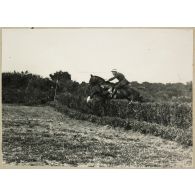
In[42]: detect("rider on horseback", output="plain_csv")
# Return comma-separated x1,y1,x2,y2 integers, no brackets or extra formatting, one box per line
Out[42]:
107,69,129,98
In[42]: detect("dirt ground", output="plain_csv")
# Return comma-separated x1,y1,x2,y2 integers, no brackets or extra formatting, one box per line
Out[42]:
2,104,192,168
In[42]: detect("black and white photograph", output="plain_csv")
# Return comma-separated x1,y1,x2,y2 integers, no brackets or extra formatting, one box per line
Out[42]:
1,28,193,168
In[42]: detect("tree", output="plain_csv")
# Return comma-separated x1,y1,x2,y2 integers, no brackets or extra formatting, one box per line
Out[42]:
49,71,71,82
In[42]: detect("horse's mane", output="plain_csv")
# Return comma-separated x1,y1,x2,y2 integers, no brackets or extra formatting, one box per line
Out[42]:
93,75,105,82
90,75,115,87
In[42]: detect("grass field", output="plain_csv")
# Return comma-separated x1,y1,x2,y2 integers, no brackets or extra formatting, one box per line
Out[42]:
2,104,192,168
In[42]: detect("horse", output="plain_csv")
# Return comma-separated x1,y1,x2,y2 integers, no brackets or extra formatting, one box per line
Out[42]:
87,75,110,103
87,74,143,103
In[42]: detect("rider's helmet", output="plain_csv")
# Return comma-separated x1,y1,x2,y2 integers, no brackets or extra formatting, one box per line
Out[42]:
111,69,117,72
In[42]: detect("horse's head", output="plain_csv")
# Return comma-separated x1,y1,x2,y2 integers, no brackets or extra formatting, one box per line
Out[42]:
89,74,105,86
87,75,107,103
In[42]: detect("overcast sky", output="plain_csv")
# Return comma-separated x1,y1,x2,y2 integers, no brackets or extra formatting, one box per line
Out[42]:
2,28,193,83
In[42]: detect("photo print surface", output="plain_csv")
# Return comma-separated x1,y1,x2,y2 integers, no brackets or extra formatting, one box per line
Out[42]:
1,28,193,168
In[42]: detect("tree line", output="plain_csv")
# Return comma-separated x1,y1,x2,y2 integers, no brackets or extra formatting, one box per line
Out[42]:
2,70,192,105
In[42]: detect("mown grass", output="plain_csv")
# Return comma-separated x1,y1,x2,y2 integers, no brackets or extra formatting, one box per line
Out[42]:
2,104,192,168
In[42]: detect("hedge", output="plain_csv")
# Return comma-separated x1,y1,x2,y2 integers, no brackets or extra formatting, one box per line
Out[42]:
56,93,192,129
50,101,192,146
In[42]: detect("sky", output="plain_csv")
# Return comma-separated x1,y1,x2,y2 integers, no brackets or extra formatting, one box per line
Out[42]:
2,28,193,83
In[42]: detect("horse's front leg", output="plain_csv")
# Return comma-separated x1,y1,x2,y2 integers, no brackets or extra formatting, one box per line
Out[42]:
107,87,113,98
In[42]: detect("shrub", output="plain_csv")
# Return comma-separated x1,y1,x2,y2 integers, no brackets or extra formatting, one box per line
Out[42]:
24,77,54,105
56,93,192,129
2,71,55,105
50,101,192,146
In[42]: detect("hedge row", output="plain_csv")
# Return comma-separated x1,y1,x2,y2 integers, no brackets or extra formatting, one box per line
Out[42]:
50,102,192,146
105,100,192,129
56,94,192,129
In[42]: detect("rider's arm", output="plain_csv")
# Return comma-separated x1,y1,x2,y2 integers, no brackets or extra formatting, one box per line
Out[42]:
107,76,116,82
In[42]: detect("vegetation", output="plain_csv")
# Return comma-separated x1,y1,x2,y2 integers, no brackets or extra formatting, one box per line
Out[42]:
2,71,86,105
2,71,192,167
2,105,192,167
2,71,54,104
2,70,192,146
2,71,192,105
50,102,192,146
56,94,192,129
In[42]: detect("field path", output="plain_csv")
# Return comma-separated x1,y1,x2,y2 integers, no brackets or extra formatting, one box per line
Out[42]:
2,104,192,168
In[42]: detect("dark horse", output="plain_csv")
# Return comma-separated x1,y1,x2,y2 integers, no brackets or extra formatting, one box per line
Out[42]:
87,74,143,103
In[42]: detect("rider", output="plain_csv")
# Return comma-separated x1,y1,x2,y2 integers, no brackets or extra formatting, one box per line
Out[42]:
107,69,129,97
